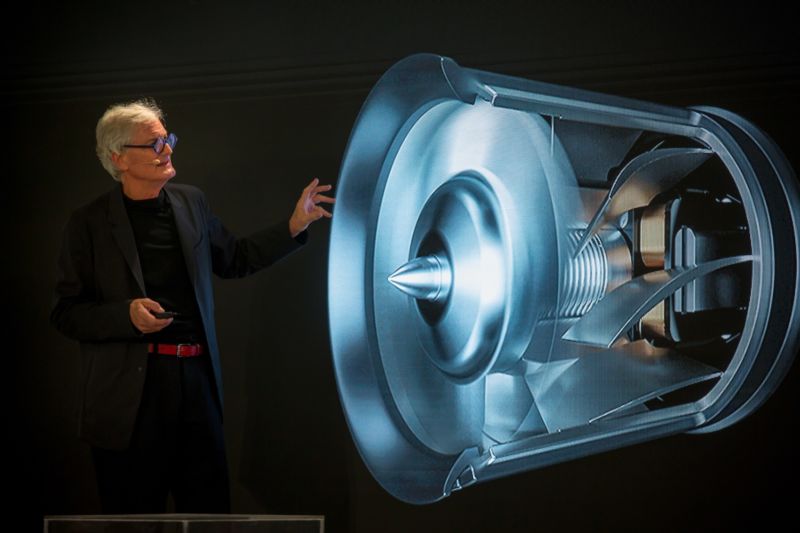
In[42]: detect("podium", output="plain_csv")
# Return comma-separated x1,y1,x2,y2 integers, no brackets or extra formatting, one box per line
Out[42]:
44,514,324,532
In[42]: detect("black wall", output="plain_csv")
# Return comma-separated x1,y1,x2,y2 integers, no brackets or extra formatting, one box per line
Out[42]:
6,2,799,532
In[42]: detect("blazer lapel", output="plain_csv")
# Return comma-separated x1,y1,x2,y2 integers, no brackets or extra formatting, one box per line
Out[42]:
108,183,147,296
164,184,201,291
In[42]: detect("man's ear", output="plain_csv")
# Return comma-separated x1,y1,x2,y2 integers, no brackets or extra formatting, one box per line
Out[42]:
111,151,128,173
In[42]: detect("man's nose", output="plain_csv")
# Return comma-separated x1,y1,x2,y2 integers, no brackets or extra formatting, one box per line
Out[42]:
161,142,173,157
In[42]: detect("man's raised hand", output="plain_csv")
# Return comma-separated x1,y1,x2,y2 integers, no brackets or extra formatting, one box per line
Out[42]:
288,177,335,238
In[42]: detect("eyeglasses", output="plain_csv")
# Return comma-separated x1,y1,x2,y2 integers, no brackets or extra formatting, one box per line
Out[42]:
124,133,178,154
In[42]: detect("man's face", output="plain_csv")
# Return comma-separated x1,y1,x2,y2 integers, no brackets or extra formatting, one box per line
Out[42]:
114,119,176,184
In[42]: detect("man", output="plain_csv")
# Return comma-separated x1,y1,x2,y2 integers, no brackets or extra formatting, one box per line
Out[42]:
50,99,334,513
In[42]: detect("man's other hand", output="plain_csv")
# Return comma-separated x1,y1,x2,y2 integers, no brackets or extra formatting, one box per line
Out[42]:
288,177,335,238
130,298,174,334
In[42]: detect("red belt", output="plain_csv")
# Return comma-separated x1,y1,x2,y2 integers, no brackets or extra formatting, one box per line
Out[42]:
148,343,204,357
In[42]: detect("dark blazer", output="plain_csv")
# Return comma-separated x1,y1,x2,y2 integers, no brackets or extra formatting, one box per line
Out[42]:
50,181,306,450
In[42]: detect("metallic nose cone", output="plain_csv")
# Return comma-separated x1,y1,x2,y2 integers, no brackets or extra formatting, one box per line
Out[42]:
388,254,452,302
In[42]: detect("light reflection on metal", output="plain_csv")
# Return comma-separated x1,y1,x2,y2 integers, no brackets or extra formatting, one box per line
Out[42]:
388,254,451,302
573,148,713,258
562,255,753,348
641,299,667,340
328,53,800,504
640,202,667,269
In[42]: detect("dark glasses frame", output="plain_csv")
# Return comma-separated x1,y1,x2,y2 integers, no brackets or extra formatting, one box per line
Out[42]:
124,133,178,154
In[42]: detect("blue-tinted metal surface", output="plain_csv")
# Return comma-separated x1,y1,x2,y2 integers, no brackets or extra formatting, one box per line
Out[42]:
328,53,800,503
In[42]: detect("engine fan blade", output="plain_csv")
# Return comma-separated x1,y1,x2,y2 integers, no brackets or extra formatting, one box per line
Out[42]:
562,255,752,348
529,339,721,432
574,147,713,257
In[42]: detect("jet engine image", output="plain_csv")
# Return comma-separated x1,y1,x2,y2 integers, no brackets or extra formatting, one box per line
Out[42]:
328,53,799,504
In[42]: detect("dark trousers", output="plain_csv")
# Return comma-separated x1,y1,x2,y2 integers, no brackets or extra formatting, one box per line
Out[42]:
90,351,230,514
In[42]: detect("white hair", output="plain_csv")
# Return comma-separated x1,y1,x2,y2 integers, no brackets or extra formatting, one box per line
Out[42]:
95,98,165,181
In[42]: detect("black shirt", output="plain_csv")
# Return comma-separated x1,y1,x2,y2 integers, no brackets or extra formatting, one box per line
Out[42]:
123,188,208,345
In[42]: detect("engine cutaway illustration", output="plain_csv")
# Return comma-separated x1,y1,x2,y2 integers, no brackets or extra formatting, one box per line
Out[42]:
328,53,800,504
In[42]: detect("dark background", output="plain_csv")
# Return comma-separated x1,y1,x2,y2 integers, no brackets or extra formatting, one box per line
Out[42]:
5,1,798,532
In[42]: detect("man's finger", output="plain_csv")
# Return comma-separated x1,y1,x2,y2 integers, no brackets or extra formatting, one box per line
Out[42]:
300,180,315,197
303,182,324,199
140,298,164,312
140,315,173,332
146,316,172,325
312,194,336,204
